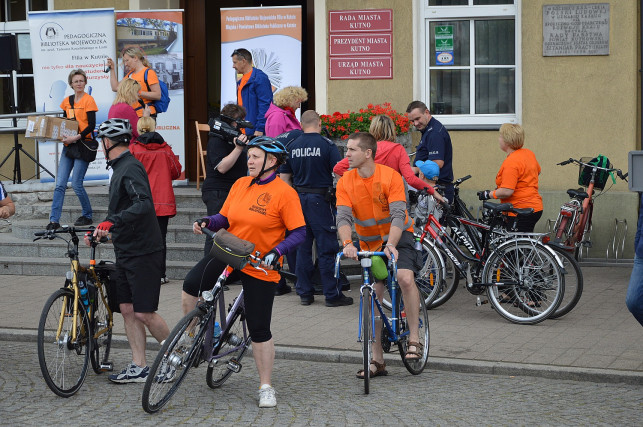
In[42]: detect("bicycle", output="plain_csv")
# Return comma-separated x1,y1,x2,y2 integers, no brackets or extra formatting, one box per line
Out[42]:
335,251,429,394
428,176,583,318
35,226,115,398
142,227,261,414
416,196,565,324
552,157,628,261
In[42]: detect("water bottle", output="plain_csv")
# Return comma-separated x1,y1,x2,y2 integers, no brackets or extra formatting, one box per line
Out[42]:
79,280,90,316
213,321,221,346
414,236,422,251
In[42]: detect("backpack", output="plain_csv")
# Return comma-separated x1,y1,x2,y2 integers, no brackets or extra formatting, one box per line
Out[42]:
578,154,614,190
128,68,171,113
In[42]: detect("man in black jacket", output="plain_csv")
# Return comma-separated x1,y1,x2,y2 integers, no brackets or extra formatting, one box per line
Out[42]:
91,118,170,383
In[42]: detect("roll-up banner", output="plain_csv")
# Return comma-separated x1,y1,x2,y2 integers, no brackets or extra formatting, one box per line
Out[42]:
116,10,186,181
28,8,116,181
220,6,302,111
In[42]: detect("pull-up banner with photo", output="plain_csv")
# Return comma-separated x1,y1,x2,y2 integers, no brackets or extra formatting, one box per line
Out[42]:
116,9,186,181
28,8,116,181
220,6,302,109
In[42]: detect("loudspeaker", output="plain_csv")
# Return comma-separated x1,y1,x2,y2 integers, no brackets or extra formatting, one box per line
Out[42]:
0,35,20,71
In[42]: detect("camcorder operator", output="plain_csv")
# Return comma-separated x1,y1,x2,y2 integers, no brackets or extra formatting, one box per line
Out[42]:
209,114,254,147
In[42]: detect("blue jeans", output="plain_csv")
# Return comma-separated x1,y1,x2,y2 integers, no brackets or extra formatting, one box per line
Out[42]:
626,255,643,326
295,193,340,300
49,145,92,223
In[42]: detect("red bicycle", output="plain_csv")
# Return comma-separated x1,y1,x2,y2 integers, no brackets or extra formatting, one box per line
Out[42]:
551,157,627,261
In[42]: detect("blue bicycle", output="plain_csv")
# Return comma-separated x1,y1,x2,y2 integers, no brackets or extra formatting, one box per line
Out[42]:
335,251,430,394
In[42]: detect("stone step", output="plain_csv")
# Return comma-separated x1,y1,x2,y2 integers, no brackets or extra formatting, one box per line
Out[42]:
10,219,204,244
21,203,206,226
0,234,205,263
60,185,206,209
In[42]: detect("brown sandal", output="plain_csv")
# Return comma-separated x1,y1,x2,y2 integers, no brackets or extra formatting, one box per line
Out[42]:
405,341,424,360
356,360,388,379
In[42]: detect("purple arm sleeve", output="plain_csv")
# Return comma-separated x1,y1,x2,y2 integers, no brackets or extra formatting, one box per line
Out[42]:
273,225,306,256
205,214,229,231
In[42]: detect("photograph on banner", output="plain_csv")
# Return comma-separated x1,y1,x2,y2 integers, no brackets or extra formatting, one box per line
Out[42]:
28,8,117,181
220,6,302,116
115,10,186,181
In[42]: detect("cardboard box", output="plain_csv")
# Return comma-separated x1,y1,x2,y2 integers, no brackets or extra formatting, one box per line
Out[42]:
25,116,78,141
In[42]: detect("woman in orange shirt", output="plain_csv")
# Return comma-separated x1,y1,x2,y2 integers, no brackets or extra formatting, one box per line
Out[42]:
478,123,543,232
106,46,161,118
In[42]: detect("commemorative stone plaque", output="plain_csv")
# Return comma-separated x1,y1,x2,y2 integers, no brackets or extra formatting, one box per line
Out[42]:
543,3,610,56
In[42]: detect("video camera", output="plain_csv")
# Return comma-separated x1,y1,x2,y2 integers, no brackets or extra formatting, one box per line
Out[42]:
208,114,254,145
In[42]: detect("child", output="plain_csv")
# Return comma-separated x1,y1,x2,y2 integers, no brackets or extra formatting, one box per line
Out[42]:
414,160,442,228
130,117,182,284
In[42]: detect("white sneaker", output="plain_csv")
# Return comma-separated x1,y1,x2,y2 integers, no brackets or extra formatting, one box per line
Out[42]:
258,384,276,408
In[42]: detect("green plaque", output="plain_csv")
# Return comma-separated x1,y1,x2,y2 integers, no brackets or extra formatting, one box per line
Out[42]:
434,25,454,51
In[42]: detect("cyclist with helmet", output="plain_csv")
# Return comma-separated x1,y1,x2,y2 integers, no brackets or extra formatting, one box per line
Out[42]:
88,118,170,383
186,136,306,408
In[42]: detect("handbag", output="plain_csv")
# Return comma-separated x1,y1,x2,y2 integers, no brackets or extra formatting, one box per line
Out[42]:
210,229,255,270
64,95,99,163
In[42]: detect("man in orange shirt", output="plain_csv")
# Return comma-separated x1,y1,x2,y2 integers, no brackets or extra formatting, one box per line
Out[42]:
336,132,424,378
231,48,273,136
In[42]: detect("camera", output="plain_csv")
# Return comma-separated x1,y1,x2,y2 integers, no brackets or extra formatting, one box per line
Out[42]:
209,114,254,145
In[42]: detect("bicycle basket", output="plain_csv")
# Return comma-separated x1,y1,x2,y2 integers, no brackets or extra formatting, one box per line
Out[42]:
210,229,255,270
578,155,612,190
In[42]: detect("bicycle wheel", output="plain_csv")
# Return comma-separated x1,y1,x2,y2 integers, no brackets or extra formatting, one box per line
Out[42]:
555,215,570,241
484,240,564,324
399,292,430,375
206,304,251,389
382,238,443,310
37,288,91,397
142,307,208,414
574,204,593,261
90,281,113,374
547,244,583,319
360,287,373,395
428,247,460,309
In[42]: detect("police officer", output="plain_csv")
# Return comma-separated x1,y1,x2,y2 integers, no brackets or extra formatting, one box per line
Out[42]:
280,110,351,307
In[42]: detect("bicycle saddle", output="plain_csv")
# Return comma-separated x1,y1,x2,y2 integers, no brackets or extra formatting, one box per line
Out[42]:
483,201,534,216
566,188,589,200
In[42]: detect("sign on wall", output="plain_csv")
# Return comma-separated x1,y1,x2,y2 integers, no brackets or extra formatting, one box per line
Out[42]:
434,25,454,66
543,3,610,56
329,9,393,80
220,6,302,109
29,8,116,181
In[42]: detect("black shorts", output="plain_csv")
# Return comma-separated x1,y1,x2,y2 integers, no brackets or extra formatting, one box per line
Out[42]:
112,251,163,312
391,230,422,275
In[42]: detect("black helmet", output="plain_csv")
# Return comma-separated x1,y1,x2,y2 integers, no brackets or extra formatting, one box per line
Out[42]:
97,118,132,143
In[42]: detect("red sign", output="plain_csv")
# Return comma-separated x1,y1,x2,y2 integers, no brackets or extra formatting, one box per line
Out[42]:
329,9,392,33
329,57,392,80
329,33,392,56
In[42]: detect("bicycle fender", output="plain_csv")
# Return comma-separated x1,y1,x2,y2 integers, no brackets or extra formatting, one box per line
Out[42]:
494,238,566,271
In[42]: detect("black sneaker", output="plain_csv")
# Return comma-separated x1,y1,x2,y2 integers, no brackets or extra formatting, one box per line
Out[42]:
46,222,60,230
300,296,314,306
74,216,93,226
275,283,292,296
325,294,354,307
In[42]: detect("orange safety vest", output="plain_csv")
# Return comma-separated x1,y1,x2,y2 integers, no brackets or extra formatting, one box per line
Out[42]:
336,164,413,250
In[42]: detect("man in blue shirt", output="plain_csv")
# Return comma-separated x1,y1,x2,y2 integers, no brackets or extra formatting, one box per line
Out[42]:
280,111,351,307
626,195,643,326
232,48,273,136
406,100,454,202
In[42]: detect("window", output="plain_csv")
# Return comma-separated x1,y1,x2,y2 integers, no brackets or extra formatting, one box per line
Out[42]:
421,0,520,128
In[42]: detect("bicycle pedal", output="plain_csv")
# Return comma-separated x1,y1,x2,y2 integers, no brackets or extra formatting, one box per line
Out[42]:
100,362,113,372
227,359,242,373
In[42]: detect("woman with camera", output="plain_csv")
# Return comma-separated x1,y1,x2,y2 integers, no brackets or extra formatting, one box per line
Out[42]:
200,103,249,255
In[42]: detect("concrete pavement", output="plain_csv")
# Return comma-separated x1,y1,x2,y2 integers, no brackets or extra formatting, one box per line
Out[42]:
0,265,641,385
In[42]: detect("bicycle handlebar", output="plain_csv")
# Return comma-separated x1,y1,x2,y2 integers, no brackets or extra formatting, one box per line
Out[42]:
33,226,109,244
454,175,472,185
334,250,396,279
557,158,627,181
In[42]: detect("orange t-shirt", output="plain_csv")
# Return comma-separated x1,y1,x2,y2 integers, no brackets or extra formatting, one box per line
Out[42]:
220,175,306,282
336,164,413,250
236,70,252,134
59,93,98,140
495,148,543,211
126,67,159,116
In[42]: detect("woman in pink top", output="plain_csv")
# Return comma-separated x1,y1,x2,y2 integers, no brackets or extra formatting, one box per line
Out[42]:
334,115,440,197
108,79,148,141
264,86,308,137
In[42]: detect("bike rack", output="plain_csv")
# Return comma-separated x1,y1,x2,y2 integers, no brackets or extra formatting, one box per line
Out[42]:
606,218,628,260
